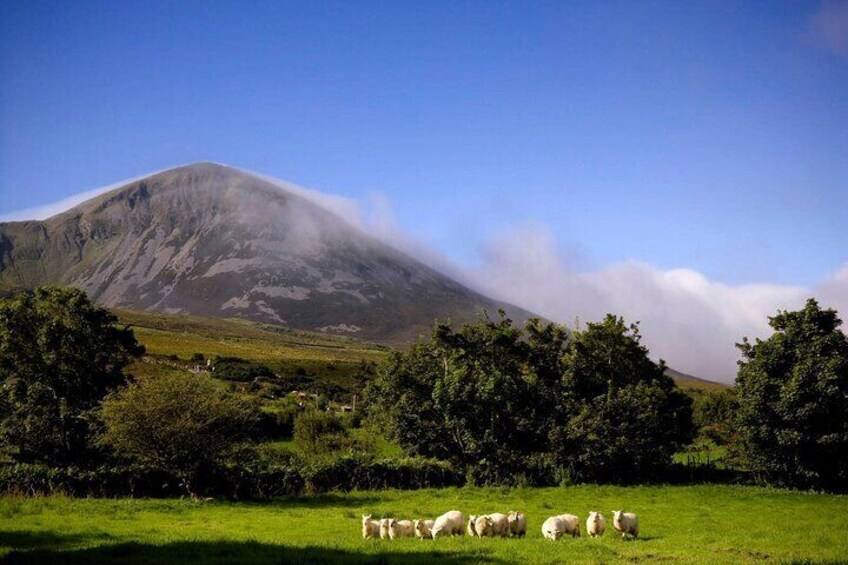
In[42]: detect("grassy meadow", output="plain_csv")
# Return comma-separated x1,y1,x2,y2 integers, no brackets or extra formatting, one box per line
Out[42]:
115,309,389,394
2,485,847,564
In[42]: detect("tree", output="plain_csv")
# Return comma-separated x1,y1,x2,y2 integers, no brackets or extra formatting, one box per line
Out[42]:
692,388,737,445
367,313,557,484
555,315,695,482
0,287,144,465
101,373,258,497
735,299,848,491
365,312,694,484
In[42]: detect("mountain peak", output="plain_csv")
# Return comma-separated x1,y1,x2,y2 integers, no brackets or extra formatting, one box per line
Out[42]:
0,165,534,344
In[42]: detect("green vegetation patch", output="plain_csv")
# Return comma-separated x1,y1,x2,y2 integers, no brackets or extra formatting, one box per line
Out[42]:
1,485,846,564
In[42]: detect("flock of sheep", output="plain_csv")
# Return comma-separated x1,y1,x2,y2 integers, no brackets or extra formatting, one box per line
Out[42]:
361,510,639,541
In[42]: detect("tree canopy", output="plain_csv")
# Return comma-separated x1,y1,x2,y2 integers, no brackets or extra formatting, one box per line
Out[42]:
365,312,694,484
101,372,258,497
0,287,144,465
735,299,848,491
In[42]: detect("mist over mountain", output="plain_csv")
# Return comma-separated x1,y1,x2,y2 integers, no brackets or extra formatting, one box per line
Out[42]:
0,163,535,344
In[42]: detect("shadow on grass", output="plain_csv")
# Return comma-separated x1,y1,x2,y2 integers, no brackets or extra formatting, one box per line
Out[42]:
1,540,506,565
0,531,90,551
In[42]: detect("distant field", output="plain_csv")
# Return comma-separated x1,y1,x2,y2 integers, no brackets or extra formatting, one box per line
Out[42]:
115,309,389,392
116,309,389,364
1,485,845,564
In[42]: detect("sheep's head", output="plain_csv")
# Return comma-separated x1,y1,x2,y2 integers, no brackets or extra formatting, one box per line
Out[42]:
612,511,623,523
362,514,372,524
589,511,602,523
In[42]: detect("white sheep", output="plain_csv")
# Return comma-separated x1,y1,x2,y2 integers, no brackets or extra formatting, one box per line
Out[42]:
473,513,509,538
361,514,380,539
474,515,494,537
507,511,527,537
467,514,478,537
541,514,580,540
432,510,465,538
488,513,511,538
612,510,639,539
379,518,391,540
388,518,415,539
413,519,435,539
586,511,606,538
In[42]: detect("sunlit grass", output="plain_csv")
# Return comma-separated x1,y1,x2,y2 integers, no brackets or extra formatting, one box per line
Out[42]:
1,485,845,564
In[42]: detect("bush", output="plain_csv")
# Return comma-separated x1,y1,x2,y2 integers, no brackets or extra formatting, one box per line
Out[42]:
213,357,275,382
256,405,299,439
0,462,179,498
293,410,357,458
692,389,737,445
302,455,463,492
101,373,259,498
0,455,461,498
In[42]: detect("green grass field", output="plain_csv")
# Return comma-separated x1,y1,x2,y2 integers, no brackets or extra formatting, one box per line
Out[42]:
116,309,388,365
115,309,389,395
2,485,846,564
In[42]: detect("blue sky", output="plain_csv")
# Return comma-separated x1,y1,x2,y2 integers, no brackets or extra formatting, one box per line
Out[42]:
2,1,847,378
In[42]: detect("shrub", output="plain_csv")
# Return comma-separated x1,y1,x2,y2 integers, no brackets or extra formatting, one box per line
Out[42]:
101,373,259,498
302,455,463,492
213,357,275,382
0,455,461,498
256,405,299,439
293,410,357,458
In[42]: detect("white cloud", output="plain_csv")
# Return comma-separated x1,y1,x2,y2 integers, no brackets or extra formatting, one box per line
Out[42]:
238,167,367,230
0,185,119,222
455,224,817,383
0,168,173,222
810,0,848,59
815,264,848,318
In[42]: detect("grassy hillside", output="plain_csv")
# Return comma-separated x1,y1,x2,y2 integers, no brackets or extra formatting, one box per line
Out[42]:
116,309,389,398
665,367,728,392
2,485,846,564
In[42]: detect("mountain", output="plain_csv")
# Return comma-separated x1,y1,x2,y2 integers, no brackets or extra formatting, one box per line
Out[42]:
0,162,536,344
664,367,728,392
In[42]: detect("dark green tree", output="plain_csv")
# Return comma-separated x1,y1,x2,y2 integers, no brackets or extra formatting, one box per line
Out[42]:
0,287,144,465
101,372,258,497
735,299,848,491
366,312,693,484
367,313,560,484
555,315,695,482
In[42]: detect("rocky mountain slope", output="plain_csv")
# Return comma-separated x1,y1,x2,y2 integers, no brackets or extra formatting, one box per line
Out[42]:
0,163,535,344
